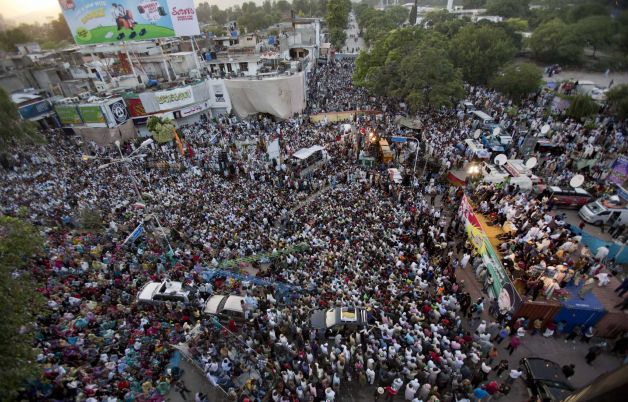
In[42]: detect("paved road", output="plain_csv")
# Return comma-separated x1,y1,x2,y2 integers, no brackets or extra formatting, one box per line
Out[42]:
543,70,628,89
343,12,366,54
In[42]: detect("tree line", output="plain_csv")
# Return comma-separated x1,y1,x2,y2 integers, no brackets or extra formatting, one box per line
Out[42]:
0,14,72,51
196,0,329,35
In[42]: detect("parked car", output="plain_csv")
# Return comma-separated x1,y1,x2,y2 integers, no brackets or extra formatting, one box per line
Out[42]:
520,357,574,401
579,194,628,226
137,280,190,305
310,307,371,337
203,294,249,322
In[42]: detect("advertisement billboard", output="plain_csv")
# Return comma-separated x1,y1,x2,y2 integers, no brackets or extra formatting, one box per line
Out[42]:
78,105,106,124
57,0,199,45
54,105,82,125
126,97,147,117
18,100,52,120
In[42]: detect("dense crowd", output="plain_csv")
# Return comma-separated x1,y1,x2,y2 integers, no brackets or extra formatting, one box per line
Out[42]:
1,54,627,402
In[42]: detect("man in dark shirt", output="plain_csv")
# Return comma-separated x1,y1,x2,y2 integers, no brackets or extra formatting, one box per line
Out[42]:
562,363,575,379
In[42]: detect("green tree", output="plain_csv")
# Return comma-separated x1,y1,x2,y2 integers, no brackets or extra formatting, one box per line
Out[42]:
490,62,542,102
409,0,418,26
326,0,351,47
574,16,615,57
486,0,530,18
606,84,628,120
49,14,73,44
529,19,583,65
0,87,40,150
463,0,487,7
329,27,347,49
567,1,608,22
0,27,32,51
196,2,212,23
147,116,176,143
505,18,528,32
449,24,516,85
0,216,44,399
566,94,599,120
397,39,464,110
354,29,463,111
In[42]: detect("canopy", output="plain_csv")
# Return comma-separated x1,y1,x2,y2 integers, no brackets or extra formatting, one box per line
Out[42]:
292,145,325,160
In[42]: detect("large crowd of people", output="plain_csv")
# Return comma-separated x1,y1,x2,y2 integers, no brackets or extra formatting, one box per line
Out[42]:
1,53,627,402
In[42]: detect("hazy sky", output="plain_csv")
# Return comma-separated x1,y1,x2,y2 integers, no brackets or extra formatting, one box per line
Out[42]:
0,0,263,23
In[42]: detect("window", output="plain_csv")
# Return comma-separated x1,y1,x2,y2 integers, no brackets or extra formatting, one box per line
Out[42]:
239,62,248,72
227,63,233,73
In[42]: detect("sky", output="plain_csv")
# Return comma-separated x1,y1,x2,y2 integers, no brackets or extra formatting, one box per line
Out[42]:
0,0,262,24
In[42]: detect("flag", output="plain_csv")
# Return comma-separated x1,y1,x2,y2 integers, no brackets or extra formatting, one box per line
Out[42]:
122,223,144,246
173,129,185,156
187,143,195,159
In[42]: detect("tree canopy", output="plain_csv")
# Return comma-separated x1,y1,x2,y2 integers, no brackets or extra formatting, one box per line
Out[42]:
566,94,600,120
606,84,628,120
0,216,44,399
354,28,463,111
355,4,408,45
528,19,584,65
449,24,517,85
326,0,352,48
147,116,176,143
573,15,615,57
490,62,543,102
485,0,530,19
0,87,40,151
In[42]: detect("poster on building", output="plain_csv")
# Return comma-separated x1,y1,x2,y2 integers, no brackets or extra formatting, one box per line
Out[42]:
54,105,82,125
57,0,200,45
108,100,130,125
126,98,147,117
78,105,106,124
607,155,628,188
18,100,52,120
155,86,194,110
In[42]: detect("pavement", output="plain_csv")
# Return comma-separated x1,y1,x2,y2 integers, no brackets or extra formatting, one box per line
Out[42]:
542,70,628,89
342,12,366,54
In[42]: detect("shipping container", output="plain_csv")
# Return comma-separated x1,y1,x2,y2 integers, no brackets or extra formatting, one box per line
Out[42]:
592,277,628,338
554,284,606,333
513,299,561,329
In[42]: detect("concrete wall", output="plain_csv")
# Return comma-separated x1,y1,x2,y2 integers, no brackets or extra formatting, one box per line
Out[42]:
73,119,137,145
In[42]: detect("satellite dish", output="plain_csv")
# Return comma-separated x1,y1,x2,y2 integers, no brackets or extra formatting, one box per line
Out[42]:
541,124,550,135
525,157,538,169
494,154,508,166
570,174,585,189
493,126,501,136
473,129,481,139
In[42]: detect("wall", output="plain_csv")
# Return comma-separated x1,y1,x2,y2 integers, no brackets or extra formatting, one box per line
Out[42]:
73,119,136,145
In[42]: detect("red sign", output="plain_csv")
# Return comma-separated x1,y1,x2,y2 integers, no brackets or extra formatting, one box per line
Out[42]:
126,98,147,117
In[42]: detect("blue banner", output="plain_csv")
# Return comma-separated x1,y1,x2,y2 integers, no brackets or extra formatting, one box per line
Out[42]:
18,100,52,120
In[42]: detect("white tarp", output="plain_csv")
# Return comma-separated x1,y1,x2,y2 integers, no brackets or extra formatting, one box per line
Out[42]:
293,145,325,160
267,139,280,161
225,72,305,120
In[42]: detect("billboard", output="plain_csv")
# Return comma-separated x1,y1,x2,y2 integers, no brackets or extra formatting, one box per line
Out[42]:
18,100,52,120
78,105,106,124
57,0,200,45
54,105,82,125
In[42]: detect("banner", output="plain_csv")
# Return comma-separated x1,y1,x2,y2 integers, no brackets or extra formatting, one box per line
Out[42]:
155,86,194,110
126,97,147,117
78,105,106,124
607,155,628,187
54,105,82,125
57,0,200,45
460,195,510,298
169,0,200,36
18,100,52,120
179,101,209,118
108,100,130,125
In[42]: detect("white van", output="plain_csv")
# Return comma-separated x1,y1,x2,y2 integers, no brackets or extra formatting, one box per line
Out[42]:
480,162,533,191
504,159,544,185
579,195,628,226
471,110,496,129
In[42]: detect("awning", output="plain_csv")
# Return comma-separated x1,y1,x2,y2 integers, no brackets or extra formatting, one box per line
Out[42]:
292,145,325,160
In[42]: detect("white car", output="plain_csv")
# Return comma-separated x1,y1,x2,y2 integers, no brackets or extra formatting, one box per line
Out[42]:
137,280,190,304
204,294,249,321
